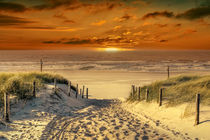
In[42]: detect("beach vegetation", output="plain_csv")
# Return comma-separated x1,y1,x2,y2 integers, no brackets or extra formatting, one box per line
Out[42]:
128,75,210,106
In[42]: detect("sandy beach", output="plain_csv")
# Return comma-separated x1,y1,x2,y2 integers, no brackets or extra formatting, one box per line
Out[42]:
0,50,210,139
0,83,201,140
0,70,209,140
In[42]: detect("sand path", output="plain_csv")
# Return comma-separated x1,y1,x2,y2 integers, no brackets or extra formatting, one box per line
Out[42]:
0,84,190,140
41,99,175,140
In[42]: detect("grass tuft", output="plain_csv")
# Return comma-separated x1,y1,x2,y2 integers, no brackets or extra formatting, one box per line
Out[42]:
0,72,69,102
127,75,210,106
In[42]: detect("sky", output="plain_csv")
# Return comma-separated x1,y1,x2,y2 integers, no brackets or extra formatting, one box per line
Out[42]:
0,0,210,50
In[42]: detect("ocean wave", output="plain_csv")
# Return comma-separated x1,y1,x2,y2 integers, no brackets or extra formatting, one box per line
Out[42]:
0,60,210,72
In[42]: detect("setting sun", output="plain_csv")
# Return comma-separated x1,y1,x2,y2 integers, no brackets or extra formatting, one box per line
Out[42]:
104,48,120,52
97,47,135,52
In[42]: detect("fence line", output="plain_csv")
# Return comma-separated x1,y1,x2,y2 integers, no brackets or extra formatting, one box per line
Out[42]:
130,85,202,125
1,80,89,123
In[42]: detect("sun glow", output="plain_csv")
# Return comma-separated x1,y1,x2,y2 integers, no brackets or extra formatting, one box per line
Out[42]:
97,47,134,52
104,47,120,52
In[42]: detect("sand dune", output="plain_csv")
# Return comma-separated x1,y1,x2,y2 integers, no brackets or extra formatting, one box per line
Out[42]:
0,83,192,140
122,101,210,140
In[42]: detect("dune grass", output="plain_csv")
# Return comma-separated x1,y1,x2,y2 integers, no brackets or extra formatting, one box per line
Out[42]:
127,75,210,106
0,72,69,102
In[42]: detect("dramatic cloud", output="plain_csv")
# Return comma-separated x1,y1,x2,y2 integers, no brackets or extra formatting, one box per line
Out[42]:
0,0,209,50
0,14,34,26
142,11,174,20
32,0,79,10
64,38,91,45
32,0,122,13
176,6,210,20
0,2,28,12
43,38,91,45
142,6,210,20
43,36,134,45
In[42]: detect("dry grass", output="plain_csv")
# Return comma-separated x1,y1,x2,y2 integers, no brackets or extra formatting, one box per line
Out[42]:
181,103,195,118
0,72,68,102
128,75,210,106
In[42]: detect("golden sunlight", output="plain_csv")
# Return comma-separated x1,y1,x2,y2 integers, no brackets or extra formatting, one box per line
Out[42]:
97,47,135,52
104,47,120,52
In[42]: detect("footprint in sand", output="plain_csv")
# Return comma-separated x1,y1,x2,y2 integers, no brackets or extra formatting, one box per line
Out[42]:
39,100,190,140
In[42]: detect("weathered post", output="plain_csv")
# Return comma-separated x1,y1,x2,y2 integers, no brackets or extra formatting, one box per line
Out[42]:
145,88,149,102
131,85,133,97
82,86,85,98
195,93,200,125
40,59,43,72
4,92,10,122
159,88,163,106
76,84,78,98
33,81,36,98
86,88,88,99
138,86,141,101
68,81,71,96
54,79,56,94
132,85,135,98
80,89,82,96
167,66,170,79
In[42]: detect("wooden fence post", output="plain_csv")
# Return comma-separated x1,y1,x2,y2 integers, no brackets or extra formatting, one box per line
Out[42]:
40,59,43,72
54,79,56,94
33,81,36,98
68,81,71,96
132,85,135,98
82,86,85,98
145,88,149,102
167,66,170,79
86,88,88,99
138,87,141,100
76,84,78,98
131,85,133,97
4,92,10,122
195,93,200,125
159,88,163,106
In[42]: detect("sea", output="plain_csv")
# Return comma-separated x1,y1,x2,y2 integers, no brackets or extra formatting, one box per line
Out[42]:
0,50,210,73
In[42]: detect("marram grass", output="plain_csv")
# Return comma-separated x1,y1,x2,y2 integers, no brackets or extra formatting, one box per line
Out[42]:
0,72,68,101
128,75,210,106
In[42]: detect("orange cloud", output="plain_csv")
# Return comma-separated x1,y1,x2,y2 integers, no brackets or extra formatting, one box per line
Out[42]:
0,14,34,26
91,20,106,26
114,14,136,22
